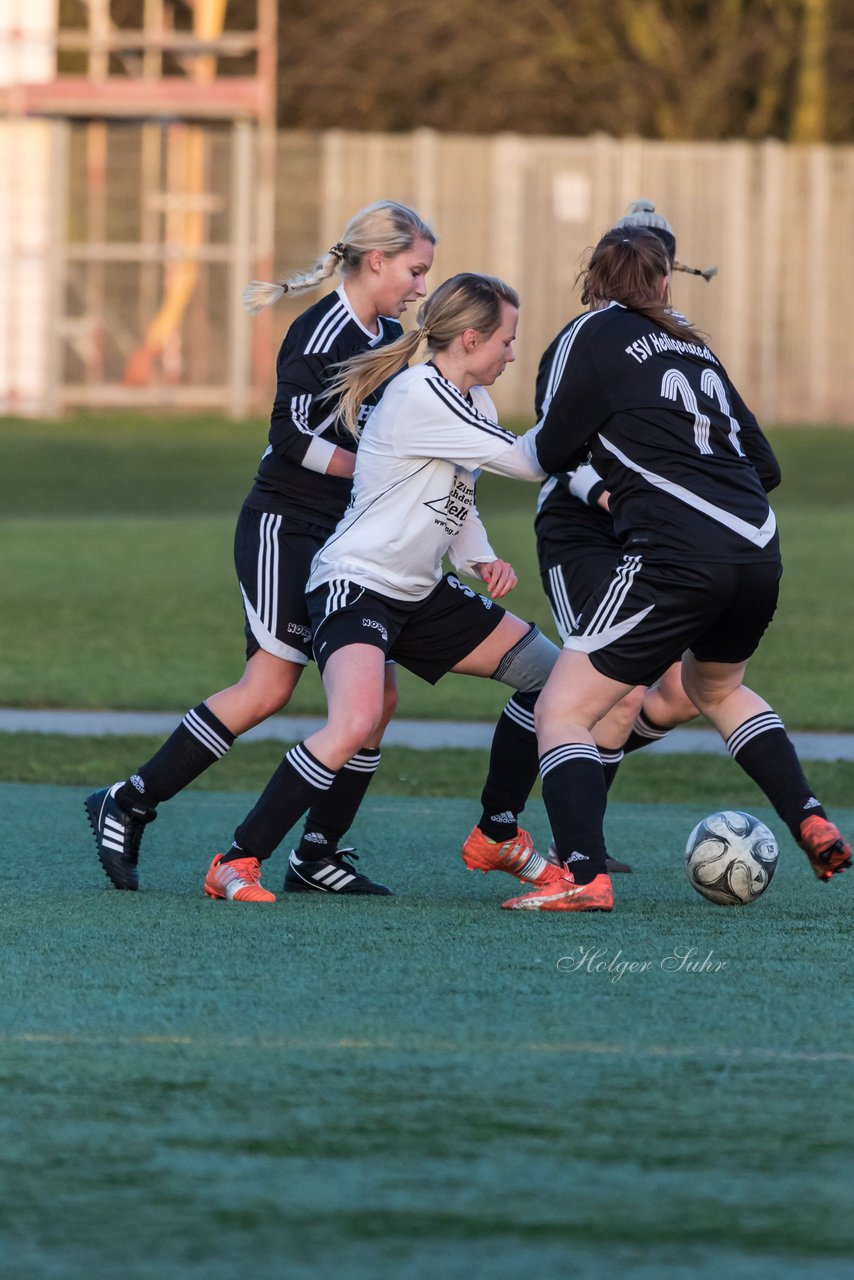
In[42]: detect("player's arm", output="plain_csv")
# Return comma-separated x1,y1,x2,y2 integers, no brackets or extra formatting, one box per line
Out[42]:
402,377,546,481
567,462,610,510
268,347,355,477
448,498,517,598
534,333,605,476
448,498,497,578
729,385,781,493
477,424,546,481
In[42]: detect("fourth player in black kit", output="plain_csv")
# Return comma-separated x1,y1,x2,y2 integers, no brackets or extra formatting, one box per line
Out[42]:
467,201,704,878
503,224,851,912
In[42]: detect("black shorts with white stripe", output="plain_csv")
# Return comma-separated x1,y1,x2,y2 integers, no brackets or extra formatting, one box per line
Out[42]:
541,548,623,645
566,555,781,687
307,573,505,684
233,504,324,665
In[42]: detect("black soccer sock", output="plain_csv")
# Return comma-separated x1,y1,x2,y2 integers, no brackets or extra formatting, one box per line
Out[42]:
478,691,540,841
540,743,608,884
622,710,670,756
227,742,337,862
116,702,235,810
295,747,382,860
599,747,624,792
726,712,826,841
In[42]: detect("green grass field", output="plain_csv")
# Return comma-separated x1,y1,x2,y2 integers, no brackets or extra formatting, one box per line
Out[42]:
2,415,854,724
2,415,853,1278
2,785,853,1280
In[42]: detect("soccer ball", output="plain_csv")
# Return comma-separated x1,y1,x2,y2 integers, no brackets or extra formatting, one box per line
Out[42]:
684,810,779,906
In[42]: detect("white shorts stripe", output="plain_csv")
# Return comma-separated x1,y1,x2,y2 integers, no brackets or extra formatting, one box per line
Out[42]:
548,565,577,643
584,556,642,637
240,586,309,665
256,512,282,633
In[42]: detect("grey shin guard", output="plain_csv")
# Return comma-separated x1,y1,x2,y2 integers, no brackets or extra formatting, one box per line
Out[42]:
491,625,560,693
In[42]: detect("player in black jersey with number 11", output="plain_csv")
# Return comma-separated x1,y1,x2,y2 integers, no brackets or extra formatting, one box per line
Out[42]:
503,225,851,912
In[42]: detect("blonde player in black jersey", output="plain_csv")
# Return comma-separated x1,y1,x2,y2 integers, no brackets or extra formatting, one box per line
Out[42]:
503,225,851,912
85,201,435,896
204,273,574,902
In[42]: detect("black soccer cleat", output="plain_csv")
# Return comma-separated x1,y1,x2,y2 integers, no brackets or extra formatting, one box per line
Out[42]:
84,783,156,891
283,847,393,895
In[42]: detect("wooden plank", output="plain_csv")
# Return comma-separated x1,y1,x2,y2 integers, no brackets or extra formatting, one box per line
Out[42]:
0,77,264,120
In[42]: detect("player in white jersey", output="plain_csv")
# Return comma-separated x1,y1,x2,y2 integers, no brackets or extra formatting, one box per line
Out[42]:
204,273,572,902
502,226,851,913
85,201,435,895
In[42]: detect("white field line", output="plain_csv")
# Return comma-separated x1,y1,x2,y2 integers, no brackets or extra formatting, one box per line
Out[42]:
2,1032,852,1062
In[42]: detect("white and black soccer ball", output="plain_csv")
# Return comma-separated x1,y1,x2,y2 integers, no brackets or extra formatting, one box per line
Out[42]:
684,810,779,906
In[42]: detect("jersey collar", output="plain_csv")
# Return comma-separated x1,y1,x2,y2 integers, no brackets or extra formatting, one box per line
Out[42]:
336,284,388,345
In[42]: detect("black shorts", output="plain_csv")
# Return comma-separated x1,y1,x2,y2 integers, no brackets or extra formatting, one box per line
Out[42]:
566,554,781,687
541,549,621,643
233,506,323,664
307,573,506,684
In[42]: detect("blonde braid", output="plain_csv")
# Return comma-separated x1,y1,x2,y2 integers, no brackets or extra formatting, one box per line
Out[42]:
243,246,347,315
673,260,719,282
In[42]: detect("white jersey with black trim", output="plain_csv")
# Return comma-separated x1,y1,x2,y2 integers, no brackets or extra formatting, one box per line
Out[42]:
309,362,544,601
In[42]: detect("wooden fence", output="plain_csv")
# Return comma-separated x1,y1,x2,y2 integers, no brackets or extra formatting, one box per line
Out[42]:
2,124,852,423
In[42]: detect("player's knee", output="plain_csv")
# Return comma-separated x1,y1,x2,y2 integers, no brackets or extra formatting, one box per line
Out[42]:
532,681,572,736
379,675,400,727
680,664,726,713
492,625,560,693
613,686,645,736
339,707,384,754
253,684,295,720
247,669,301,719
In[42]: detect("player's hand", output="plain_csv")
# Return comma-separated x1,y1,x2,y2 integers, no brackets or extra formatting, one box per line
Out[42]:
475,559,517,598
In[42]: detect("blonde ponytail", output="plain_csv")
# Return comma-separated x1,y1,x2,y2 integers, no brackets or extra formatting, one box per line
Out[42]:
243,247,346,315
327,327,430,438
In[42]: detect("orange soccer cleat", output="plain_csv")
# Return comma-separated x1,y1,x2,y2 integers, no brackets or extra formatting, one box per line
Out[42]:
462,826,571,885
501,871,614,912
797,816,852,882
204,852,277,903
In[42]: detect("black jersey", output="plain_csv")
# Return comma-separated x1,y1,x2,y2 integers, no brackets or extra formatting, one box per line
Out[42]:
535,304,781,565
535,472,619,572
244,287,404,533
533,339,619,572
